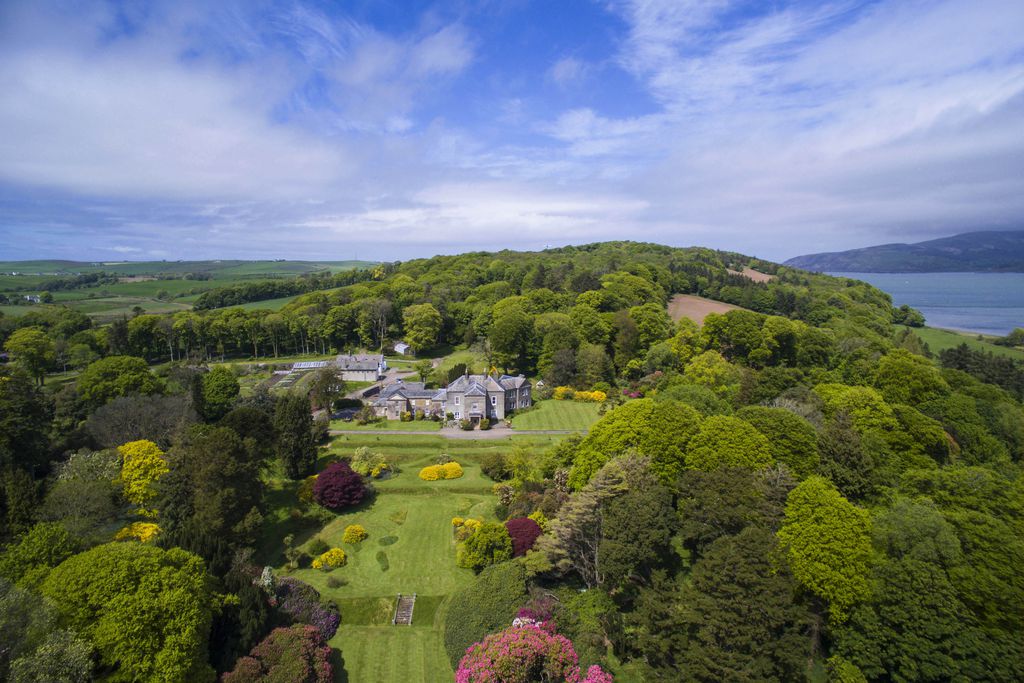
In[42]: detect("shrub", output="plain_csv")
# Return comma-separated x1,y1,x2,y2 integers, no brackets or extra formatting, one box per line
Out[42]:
460,418,475,431
308,538,330,556
114,522,160,543
456,624,612,683
400,411,413,422
420,462,464,480
419,465,442,481
222,625,332,683
441,462,464,479
505,517,543,557
528,510,549,532
479,452,511,481
435,454,453,465
574,390,607,402
457,522,513,571
326,576,345,589
456,518,483,541
342,524,368,544
350,446,386,476
275,578,341,640
312,462,367,511
553,386,576,400
452,517,465,527
479,418,492,430
297,475,318,504
444,562,529,666
312,548,347,570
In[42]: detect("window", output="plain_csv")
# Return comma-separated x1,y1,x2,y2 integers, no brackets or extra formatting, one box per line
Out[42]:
491,396,497,406
455,411,461,419
454,396,460,405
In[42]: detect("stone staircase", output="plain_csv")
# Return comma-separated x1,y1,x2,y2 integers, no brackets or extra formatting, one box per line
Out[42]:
393,593,416,625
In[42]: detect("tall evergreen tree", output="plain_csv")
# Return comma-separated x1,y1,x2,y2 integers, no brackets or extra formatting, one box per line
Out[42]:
273,393,316,479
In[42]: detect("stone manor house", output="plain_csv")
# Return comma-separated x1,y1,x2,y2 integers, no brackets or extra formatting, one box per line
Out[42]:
372,373,532,423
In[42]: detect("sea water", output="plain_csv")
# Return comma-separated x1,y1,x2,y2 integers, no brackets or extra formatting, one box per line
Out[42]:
829,272,1024,336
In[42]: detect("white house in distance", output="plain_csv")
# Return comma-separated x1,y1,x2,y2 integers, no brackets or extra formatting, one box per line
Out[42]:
393,341,411,356
335,354,387,382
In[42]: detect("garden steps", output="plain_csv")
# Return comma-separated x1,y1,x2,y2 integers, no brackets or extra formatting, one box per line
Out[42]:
393,593,416,625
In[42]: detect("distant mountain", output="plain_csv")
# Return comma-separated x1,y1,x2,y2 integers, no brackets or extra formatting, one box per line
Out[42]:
784,230,1024,273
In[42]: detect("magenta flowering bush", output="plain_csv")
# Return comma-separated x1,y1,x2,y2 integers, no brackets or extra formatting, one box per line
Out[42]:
455,624,612,683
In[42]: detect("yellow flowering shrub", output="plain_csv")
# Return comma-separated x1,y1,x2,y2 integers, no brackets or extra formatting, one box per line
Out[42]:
452,517,465,527
420,462,463,480
312,548,347,570
528,510,549,532
114,522,160,543
455,517,483,541
575,390,607,402
117,440,168,517
552,386,575,400
441,462,464,479
419,465,442,480
343,524,368,544
297,475,318,504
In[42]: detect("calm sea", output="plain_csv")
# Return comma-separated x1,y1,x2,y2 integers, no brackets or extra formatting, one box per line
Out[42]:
829,272,1024,336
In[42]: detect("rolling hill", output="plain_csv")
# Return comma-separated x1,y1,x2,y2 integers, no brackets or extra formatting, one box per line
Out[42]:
784,230,1024,272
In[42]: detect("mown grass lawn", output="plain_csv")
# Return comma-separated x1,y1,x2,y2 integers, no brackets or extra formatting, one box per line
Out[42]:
261,440,501,682
511,400,602,431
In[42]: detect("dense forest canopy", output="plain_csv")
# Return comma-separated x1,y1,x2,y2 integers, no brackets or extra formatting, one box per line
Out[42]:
1,240,1022,682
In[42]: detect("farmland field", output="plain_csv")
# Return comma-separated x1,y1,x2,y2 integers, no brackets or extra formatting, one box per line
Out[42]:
510,400,601,431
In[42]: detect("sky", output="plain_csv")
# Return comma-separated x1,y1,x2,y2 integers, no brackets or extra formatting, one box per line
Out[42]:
1,0,1022,264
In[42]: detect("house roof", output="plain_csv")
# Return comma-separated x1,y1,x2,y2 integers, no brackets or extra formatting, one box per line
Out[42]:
336,354,382,371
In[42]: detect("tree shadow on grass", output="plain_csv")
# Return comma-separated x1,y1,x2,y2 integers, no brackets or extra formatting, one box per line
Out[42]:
331,647,350,683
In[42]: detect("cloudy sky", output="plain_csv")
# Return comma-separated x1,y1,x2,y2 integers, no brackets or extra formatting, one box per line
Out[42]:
1,0,1022,263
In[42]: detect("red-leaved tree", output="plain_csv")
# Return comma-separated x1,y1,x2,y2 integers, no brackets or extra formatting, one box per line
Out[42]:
505,517,542,557
222,624,332,683
313,461,367,510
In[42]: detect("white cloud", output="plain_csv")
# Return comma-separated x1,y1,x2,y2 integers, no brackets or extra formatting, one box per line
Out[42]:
548,56,587,86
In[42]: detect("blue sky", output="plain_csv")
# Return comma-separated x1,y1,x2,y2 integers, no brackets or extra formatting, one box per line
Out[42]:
1,0,1022,262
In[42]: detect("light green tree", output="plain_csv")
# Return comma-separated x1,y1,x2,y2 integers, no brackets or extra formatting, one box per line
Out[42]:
685,415,774,471
776,476,872,624
3,328,55,385
402,303,443,353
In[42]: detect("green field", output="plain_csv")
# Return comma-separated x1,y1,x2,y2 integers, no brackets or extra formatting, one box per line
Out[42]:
256,434,530,682
510,400,602,431
903,325,1024,360
0,259,376,321
331,419,443,432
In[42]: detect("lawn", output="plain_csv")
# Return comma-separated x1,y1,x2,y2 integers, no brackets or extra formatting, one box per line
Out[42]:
330,419,442,432
511,400,602,431
257,433,512,682
903,325,1024,360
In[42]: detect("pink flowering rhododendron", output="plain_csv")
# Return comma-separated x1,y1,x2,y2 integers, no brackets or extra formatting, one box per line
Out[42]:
456,624,612,683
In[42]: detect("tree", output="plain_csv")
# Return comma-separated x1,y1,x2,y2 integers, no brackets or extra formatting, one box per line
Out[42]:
403,303,443,352
0,522,78,588
457,521,513,571
683,350,742,398
76,355,162,409
86,394,197,449
312,461,367,511
222,624,332,683
3,327,55,385
8,629,94,683
117,439,168,516
489,297,535,371
776,476,872,624
735,406,819,478
0,367,51,474
676,527,810,682
201,366,240,421
445,562,529,666
873,349,949,405
308,366,345,412
504,517,542,557
274,393,316,479
598,480,674,592
159,427,264,541
569,398,701,488
40,542,217,682
685,415,774,471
